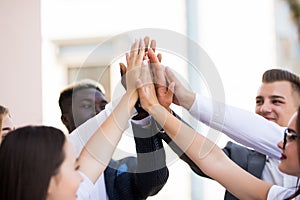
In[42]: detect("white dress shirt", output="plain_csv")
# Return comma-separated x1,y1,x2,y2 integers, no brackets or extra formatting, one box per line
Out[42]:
267,185,299,200
189,93,284,159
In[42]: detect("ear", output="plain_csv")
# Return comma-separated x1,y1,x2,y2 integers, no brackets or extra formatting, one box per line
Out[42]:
47,176,56,195
61,115,69,127
61,115,75,133
61,115,71,132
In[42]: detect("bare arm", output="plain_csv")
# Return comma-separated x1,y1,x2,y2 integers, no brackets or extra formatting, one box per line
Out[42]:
77,39,145,183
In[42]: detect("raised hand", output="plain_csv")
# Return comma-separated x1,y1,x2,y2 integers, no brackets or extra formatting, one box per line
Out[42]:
137,61,175,113
120,36,161,89
148,48,173,111
165,67,195,110
125,39,145,93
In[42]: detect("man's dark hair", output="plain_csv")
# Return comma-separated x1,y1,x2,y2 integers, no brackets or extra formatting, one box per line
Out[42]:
262,69,300,99
58,79,105,114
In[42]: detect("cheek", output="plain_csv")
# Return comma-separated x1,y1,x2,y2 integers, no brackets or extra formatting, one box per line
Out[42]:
66,171,81,192
285,144,300,174
59,171,81,196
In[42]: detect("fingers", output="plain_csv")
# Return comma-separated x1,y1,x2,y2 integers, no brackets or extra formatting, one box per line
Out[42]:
150,39,156,52
166,82,175,100
140,60,152,84
165,67,177,84
125,53,129,66
157,53,162,63
129,40,139,63
119,63,127,89
144,36,150,52
148,48,166,87
136,61,158,112
136,39,145,65
127,39,145,71
148,48,160,63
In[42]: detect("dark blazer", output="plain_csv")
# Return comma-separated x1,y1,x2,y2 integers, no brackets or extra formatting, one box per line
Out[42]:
104,122,169,200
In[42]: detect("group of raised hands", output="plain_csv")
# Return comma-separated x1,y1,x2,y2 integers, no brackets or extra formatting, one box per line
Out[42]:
119,36,195,117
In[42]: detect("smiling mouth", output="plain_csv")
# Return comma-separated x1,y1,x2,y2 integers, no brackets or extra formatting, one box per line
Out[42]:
263,116,276,121
280,154,287,160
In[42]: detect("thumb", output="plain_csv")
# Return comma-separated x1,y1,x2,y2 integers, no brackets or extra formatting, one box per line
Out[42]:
136,79,143,89
166,82,175,99
119,63,126,76
165,67,173,84
157,53,162,63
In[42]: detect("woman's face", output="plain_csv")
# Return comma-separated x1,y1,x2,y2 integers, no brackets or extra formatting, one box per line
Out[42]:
278,112,300,177
47,141,82,200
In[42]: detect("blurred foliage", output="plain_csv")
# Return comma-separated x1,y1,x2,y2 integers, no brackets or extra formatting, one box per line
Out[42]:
287,0,300,39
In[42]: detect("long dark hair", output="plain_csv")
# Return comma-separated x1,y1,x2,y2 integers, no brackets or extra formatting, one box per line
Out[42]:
286,106,300,199
0,126,66,200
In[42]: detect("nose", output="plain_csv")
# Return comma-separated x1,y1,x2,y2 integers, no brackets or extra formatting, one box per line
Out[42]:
95,103,103,114
259,102,272,114
277,140,283,150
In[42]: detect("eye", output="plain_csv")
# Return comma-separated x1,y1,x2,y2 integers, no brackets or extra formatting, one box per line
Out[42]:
289,134,298,140
272,99,284,105
256,99,263,105
81,103,92,109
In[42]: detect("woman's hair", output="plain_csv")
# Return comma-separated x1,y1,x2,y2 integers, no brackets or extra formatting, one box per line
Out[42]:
286,106,300,199
0,126,66,200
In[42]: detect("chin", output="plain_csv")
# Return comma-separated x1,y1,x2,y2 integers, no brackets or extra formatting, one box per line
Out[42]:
279,163,299,176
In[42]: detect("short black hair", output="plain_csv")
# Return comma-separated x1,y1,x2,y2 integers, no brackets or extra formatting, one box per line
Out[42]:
59,79,105,114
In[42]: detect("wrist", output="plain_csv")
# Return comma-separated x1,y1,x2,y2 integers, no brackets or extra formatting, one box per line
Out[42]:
133,100,149,120
148,104,166,119
124,90,138,108
183,92,196,110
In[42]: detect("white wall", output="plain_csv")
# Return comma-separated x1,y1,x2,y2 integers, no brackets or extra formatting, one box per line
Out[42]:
0,0,42,127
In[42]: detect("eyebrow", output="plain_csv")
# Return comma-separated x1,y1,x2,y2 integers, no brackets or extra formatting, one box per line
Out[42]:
269,95,285,99
256,95,285,100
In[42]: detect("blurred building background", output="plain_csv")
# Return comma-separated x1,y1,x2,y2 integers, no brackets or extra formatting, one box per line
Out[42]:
1,0,300,199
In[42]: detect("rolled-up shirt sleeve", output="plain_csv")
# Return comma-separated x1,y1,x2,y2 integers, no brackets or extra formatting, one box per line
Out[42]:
189,93,284,159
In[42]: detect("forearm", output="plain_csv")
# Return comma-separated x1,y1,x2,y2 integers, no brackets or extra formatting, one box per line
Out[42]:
133,136,168,198
157,111,206,176
149,104,270,200
148,105,202,161
131,118,166,171
131,115,169,198
189,93,283,159
79,92,138,183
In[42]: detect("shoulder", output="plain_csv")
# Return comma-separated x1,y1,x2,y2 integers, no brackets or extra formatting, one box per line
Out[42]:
105,157,138,175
